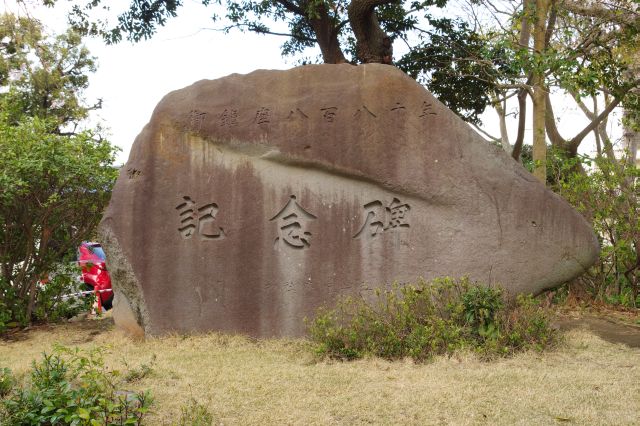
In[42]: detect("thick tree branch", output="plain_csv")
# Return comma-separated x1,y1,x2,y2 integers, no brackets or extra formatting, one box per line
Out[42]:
544,0,557,48
472,122,501,143
348,0,396,64
274,0,305,16
251,27,317,43
569,95,623,153
512,88,528,160
490,90,511,151
209,24,317,43
307,3,347,63
519,0,535,47
545,92,567,148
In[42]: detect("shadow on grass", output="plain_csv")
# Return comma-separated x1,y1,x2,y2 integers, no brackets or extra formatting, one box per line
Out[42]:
1,315,114,344
554,314,640,348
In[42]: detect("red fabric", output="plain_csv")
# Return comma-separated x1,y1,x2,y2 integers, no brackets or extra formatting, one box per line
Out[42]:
78,244,112,304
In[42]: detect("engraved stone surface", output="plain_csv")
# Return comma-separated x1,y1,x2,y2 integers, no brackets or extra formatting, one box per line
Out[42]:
99,64,599,338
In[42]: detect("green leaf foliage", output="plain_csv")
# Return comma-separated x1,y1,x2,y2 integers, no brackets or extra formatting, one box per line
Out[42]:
0,346,153,425
0,13,98,132
308,277,558,362
554,154,640,307
397,18,501,125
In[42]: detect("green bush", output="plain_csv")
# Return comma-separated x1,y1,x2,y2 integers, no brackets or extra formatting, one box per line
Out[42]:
35,264,95,323
308,277,558,361
462,285,503,339
0,346,152,425
0,296,13,334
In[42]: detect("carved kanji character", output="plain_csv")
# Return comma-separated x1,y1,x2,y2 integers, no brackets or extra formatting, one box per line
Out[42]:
270,195,317,249
255,107,271,124
320,107,338,122
354,197,411,239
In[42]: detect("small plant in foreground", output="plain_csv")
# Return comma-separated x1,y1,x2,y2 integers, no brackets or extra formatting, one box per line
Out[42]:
462,285,504,340
308,277,558,361
123,354,156,383
0,368,14,398
178,397,214,426
0,346,152,425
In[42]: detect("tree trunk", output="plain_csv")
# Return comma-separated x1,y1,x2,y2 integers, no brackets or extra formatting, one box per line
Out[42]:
623,44,639,165
512,89,528,161
348,0,394,64
623,110,639,165
308,7,347,64
532,0,550,184
491,92,512,151
512,0,534,161
25,280,37,324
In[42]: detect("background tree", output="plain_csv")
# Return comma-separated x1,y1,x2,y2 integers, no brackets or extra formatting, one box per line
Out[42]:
0,13,100,134
552,153,639,307
399,1,639,172
0,14,118,328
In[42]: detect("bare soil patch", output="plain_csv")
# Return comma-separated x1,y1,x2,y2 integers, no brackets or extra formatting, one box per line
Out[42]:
554,312,640,348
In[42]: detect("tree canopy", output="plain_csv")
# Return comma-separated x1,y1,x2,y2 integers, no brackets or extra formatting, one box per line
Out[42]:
0,13,99,134
53,0,450,65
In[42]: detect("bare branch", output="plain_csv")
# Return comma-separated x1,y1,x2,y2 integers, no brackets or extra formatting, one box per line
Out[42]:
471,122,501,142
203,24,317,43
274,0,305,16
562,0,640,27
569,94,624,152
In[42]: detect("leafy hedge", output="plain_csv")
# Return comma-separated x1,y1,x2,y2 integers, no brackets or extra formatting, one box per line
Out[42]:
308,277,558,361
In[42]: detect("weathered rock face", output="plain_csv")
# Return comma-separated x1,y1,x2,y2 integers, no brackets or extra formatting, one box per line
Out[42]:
100,64,598,338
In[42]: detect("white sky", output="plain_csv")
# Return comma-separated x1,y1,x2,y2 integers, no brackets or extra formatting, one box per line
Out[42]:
2,1,624,164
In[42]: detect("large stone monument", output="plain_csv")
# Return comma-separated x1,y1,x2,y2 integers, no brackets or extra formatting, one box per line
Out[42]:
100,64,599,338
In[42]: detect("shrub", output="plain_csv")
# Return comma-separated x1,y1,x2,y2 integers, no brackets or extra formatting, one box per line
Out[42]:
496,294,558,355
520,146,639,308
0,295,13,334
462,285,503,340
0,346,152,425
308,277,558,361
33,264,95,323
1,264,94,334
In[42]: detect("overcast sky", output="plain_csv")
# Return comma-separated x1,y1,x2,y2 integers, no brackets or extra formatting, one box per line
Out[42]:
3,1,622,164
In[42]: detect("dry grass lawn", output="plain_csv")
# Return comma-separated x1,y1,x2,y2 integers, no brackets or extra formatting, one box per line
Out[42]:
1,316,639,425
